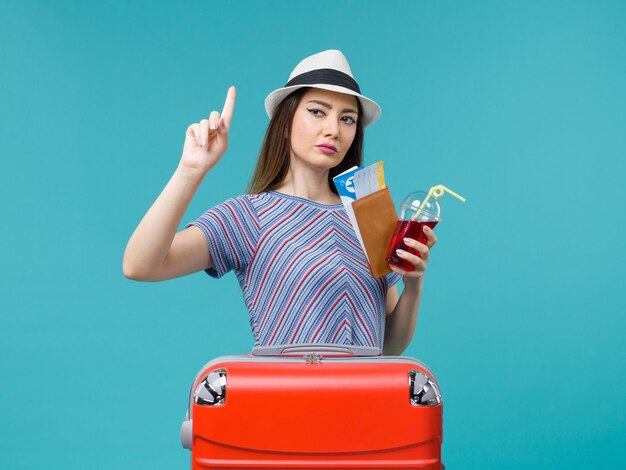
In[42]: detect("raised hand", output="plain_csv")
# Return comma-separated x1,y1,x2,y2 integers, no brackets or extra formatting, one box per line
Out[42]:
179,86,236,175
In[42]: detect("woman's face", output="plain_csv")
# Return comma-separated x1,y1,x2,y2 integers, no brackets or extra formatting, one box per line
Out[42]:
289,88,359,172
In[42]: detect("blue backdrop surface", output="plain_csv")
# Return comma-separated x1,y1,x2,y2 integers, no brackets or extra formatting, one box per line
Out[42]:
1,1,625,468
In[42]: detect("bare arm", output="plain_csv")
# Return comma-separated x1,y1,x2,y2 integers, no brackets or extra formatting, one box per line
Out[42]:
123,87,236,281
382,226,437,355
382,281,423,355
122,168,212,281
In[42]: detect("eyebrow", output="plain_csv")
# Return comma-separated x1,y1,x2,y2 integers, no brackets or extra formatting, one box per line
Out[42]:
307,99,359,115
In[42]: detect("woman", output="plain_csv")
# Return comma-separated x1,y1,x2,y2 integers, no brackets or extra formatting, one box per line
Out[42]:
123,50,436,355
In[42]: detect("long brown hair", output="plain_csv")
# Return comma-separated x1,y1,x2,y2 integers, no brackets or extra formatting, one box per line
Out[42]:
247,87,364,195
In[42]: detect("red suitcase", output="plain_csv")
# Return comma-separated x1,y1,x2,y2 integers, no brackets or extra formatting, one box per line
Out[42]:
181,344,443,469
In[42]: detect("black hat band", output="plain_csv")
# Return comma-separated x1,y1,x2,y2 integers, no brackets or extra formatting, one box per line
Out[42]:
285,68,361,94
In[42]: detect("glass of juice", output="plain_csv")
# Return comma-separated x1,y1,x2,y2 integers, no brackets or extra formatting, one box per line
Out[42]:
386,191,441,272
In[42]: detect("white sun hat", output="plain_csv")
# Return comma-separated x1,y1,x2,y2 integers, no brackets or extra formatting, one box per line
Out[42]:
264,49,381,128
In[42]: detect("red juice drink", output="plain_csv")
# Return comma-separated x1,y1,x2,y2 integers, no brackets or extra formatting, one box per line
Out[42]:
385,185,465,272
386,219,438,271
385,190,441,272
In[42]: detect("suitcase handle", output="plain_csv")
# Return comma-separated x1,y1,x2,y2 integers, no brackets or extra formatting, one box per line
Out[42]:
251,343,382,357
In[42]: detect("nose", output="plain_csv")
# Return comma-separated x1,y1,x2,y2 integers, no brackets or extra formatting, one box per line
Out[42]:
323,117,340,139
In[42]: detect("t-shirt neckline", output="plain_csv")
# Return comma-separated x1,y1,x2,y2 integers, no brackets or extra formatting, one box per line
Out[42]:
267,191,344,210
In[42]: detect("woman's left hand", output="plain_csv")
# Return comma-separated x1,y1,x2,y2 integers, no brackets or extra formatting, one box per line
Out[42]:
389,226,438,289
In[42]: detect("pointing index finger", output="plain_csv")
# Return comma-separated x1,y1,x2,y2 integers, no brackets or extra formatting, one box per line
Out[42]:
220,86,236,128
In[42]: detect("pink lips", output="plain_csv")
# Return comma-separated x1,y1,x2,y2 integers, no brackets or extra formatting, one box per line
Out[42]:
316,144,337,154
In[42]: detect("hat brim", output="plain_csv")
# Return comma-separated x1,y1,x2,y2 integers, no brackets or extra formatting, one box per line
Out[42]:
264,84,381,129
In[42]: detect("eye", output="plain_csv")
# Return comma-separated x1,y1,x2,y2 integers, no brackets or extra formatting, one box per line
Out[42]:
307,108,325,117
342,115,356,125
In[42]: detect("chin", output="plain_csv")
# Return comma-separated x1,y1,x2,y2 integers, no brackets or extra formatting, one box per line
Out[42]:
314,155,345,172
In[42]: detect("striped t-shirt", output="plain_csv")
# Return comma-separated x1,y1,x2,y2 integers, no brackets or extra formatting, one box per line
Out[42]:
187,191,401,348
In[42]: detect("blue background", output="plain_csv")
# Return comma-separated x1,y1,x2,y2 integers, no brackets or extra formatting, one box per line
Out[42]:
2,1,625,468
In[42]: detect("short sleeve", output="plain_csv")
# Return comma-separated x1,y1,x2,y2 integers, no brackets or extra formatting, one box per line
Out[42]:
186,196,259,279
385,270,402,289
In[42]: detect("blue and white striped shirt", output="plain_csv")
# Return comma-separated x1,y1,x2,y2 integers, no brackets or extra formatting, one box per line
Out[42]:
187,191,401,348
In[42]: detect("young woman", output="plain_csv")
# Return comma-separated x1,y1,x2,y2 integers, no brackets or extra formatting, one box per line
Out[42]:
123,50,437,355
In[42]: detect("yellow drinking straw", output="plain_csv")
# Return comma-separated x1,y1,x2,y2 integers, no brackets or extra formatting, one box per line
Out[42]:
411,184,467,221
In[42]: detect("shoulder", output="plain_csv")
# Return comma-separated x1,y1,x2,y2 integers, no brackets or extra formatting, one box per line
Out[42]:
205,192,295,225
238,191,293,220
195,195,262,233
210,194,260,218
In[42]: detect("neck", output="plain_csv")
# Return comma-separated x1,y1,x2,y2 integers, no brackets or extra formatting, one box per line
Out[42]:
274,166,340,205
